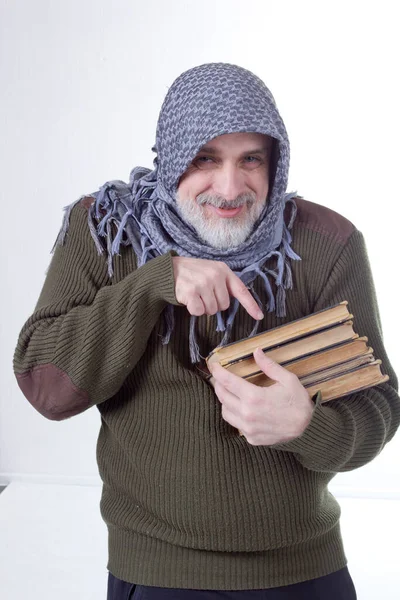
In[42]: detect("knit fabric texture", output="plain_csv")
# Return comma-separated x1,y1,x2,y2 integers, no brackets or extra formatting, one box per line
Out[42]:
52,63,301,361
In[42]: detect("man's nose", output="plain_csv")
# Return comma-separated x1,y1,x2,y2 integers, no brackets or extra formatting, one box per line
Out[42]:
212,164,246,201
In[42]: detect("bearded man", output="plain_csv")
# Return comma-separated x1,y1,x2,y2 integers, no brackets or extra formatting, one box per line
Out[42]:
13,63,399,600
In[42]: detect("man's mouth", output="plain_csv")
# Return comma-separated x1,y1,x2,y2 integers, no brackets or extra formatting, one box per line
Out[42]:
210,205,244,218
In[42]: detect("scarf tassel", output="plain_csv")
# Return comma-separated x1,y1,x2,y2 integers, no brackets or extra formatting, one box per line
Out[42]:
161,304,175,346
111,210,133,255
189,315,202,363
216,311,226,332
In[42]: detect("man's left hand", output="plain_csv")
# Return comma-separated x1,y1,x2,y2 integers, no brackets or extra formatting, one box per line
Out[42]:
209,348,314,445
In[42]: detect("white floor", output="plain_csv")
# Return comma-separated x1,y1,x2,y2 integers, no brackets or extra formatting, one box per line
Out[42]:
0,482,399,599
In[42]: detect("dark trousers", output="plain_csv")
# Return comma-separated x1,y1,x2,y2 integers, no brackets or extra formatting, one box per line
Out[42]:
107,567,357,599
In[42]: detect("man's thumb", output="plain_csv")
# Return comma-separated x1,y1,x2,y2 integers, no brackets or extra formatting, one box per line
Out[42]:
253,347,285,383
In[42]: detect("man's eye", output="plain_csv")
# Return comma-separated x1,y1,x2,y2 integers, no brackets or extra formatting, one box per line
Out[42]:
244,156,261,163
193,156,214,168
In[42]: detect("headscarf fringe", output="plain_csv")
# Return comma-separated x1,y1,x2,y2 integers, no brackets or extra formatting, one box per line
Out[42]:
189,315,202,363
52,189,300,361
161,304,175,345
216,311,226,332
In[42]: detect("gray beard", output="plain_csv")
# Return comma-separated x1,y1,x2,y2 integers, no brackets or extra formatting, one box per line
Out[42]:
176,192,266,249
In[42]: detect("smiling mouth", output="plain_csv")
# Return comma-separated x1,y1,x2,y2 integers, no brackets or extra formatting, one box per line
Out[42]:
210,205,245,218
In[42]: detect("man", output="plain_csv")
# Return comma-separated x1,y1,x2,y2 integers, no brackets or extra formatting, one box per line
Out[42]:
13,63,399,599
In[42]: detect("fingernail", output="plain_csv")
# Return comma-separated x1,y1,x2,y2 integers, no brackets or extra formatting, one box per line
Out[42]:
257,311,264,320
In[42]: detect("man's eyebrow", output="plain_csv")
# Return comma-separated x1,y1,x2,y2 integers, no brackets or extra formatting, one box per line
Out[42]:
239,148,269,156
196,146,219,154
196,146,269,155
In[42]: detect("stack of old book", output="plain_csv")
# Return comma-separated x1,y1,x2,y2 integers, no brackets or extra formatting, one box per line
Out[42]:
206,301,389,403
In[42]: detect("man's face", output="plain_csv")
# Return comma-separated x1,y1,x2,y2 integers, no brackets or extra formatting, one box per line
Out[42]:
176,132,272,249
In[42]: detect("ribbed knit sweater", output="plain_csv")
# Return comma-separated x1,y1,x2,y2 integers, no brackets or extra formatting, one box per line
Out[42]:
13,196,400,590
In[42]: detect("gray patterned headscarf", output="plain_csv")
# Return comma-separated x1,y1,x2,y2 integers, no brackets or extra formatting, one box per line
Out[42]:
54,63,301,362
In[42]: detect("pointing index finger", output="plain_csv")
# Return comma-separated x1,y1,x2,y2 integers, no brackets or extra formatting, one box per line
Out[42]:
227,273,264,321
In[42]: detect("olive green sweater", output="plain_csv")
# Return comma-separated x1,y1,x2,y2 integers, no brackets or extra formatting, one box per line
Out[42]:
13,197,400,590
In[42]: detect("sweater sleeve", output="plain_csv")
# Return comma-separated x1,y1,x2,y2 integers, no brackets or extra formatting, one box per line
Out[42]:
271,229,400,472
13,202,180,421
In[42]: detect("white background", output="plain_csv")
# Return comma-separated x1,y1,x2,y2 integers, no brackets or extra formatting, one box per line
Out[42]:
1,0,399,530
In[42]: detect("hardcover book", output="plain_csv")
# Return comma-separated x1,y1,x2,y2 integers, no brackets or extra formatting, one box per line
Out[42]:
206,301,389,403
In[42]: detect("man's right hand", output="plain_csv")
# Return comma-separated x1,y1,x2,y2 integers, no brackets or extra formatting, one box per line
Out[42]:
172,256,264,320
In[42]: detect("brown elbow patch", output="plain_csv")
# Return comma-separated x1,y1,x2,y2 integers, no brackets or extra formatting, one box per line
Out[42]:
79,196,96,210
15,364,91,421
